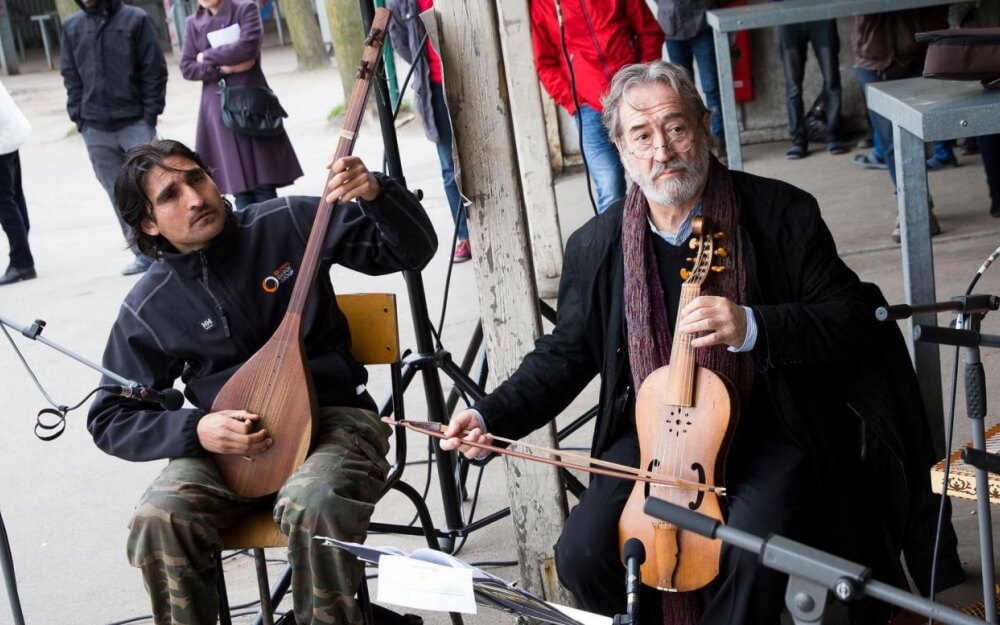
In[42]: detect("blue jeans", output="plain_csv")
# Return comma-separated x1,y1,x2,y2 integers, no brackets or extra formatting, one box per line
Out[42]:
577,104,626,214
430,81,468,240
81,120,156,256
856,64,920,185
779,20,842,144
234,186,277,211
0,150,32,269
665,29,724,143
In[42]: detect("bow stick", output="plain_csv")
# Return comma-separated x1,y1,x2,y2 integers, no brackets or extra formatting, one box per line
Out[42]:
386,419,727,496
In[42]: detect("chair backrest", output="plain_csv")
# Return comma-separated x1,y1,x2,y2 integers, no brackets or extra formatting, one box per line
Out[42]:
220,293,400,551
337,293,400,366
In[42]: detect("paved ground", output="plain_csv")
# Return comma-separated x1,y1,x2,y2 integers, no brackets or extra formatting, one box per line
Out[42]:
1,39,999,625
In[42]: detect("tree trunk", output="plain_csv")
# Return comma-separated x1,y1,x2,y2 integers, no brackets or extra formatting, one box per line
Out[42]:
325,0,376,113
55,0,78,23
283,0,329,70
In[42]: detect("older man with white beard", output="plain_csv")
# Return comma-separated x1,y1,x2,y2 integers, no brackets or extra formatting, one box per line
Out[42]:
441,61,897,624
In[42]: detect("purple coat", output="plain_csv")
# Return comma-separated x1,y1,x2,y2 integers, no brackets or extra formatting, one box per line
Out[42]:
179,0,303,195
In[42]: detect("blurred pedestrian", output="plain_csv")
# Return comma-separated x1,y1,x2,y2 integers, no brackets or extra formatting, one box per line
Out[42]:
530,0,663,214
386,0,470,262
60,0,168,275
180,0,303,211
655,0,726,157
853,7,948,241
776,7,846,159
0,79,35,286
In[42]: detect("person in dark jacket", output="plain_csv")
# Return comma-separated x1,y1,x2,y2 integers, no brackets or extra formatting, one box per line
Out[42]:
60,0,168,276
386,0,470,262
852,8,948,241
442,61,961,624
87,139,437,625
531,0,663,214
180,0,304,211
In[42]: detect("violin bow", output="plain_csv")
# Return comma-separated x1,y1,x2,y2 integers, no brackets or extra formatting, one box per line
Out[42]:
386,419,727,496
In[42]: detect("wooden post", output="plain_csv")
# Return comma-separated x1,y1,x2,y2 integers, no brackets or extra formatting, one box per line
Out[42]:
496,0,563,299
435,0,575,606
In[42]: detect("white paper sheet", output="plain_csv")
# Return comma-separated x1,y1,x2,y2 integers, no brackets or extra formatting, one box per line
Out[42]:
547,601,613,625
207,23,241,48
376,554,477,614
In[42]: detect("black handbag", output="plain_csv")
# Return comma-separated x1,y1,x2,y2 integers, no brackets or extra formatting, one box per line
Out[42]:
218,78,288,137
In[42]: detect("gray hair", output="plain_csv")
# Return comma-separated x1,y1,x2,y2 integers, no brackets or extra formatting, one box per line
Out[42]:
601,61,709,143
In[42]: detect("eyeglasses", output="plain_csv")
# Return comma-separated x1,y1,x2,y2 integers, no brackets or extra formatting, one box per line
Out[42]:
624,123,694,159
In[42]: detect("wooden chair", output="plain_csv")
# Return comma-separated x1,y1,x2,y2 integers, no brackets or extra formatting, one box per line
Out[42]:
216,293,440,625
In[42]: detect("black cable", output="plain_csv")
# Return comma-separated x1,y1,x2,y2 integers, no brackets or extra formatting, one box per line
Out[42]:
553,0,599,216
927,344,960,622
449,457,487,556
0,322,103,442
382,29,464,351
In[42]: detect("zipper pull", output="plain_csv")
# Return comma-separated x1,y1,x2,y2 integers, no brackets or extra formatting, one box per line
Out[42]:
215,304,232,338
199,251,232,338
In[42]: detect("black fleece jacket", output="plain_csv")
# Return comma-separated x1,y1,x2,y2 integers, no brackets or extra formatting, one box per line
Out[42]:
87,176,436,462
60,0,168,131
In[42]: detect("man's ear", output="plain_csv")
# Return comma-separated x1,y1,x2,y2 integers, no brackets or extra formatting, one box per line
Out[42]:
613,137,626,158
140,216,160,237
700,111,716,147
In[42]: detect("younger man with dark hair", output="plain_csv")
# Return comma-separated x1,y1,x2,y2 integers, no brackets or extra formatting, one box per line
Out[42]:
88,139,437,625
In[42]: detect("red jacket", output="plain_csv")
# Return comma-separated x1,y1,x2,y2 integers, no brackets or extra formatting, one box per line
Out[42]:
530,0,664,115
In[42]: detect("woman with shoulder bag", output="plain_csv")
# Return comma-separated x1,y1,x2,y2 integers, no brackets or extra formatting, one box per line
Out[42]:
180,0,303,210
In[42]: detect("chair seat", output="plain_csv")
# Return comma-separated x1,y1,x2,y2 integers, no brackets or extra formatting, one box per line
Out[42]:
222,508,287,550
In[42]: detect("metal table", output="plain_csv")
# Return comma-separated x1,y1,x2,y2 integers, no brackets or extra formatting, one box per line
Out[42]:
866,78,1000,450
705,0,953,171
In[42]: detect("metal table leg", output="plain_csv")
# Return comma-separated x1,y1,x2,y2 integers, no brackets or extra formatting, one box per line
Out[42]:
712,28,742,171
30,15,52,70
894,123,945,454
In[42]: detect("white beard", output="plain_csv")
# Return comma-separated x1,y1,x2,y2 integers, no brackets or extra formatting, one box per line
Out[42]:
625,142,710,207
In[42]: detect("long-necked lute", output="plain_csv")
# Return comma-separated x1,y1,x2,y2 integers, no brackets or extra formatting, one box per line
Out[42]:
618,217,739,591
212,9,391,498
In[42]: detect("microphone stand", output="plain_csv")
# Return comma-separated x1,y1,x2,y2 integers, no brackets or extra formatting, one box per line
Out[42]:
0,312,145,391
0,311,171,625
878,294,1000,624
643,497,988,625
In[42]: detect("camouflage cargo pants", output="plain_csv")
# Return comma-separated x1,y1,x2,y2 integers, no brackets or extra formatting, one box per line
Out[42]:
127,406,391,625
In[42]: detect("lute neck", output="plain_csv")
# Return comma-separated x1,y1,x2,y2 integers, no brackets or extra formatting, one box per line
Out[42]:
285,65,375,318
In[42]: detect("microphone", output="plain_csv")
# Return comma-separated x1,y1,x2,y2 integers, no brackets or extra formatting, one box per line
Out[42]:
623,538,645,625
101,384,185,410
